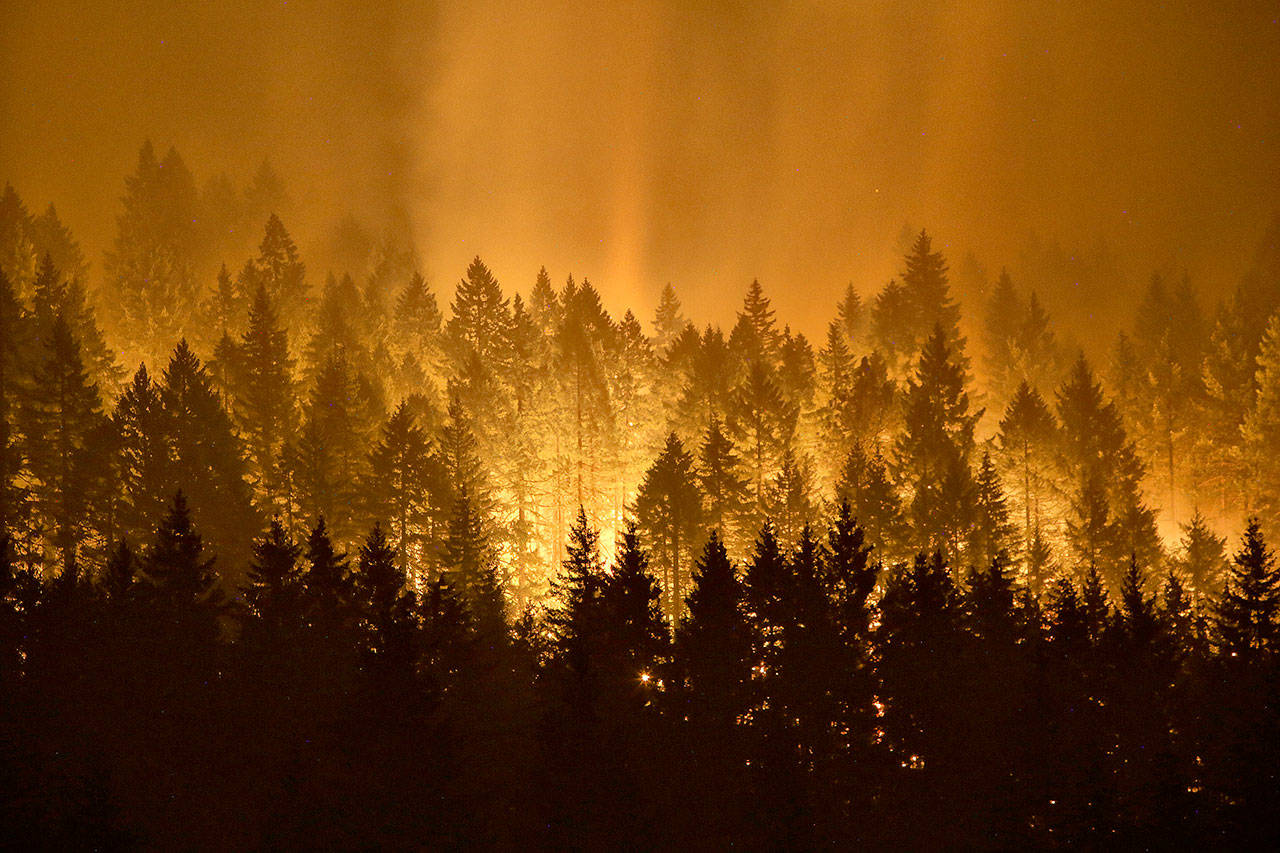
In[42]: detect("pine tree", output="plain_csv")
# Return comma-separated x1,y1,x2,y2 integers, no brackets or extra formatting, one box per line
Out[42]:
968,450,1016,571
836,445,907,563
1215,519,1280,659
442,485,505,630
870,278,916,375
996,381,1057,558
677,529,753,719
728,359,797,526
19,316,106,570
158,340,257,583
634,432,703,619
241,518,303,637
600,524,669,689
102,142,201,363
364,401,436,583
249,214,309,329
902,230,963,360
764,446,814,552
446,256,511,369
894,324,979,557
1056,355,1157,581
0,270,31,552
835,282,865,350
736,279,782,365
230,287,297,518
1173,510,1228,596
353,523,414,666
696,414,750,556
0,183,37,293
138,492,225,646
113,364,172,545
289,352,373,545
1245,313,1280,531
652,282,688,356
546,507,608,679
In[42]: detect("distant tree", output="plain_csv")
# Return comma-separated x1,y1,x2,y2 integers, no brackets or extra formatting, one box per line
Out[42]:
634,433,703,618
996,381,1058,558
19,317,106,570
113,364,172,545
138,491,226,648
727,359,796,525
696,414,750,556
102,142,202,362
364,402,436,583
894,325,979,557
835,282,865,350
764,446,815,553
228,287,297,519
446,256,511,370
1056,355,1160,581
1245,313,1280,531
0,270,31,553
1215,519,1280,660
158,340,257,582
1173,510,1229,596
30,253,120,394
968,451,1016,571
836,444,907,563
352,523,415,668
244,214,309,329
652,282,687,356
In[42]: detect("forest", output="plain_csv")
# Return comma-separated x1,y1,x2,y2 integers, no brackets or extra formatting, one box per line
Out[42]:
4,145,1280,847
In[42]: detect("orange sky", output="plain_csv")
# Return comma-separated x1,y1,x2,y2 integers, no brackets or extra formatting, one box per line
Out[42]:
2,0,1277,338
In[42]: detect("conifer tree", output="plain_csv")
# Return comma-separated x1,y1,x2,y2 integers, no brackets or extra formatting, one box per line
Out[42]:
835,282,865,350
968,451,1016,570
1245,313,1280,530
19,316,106,570
138,492,225,647
599,525,669,688
836,445,907,563
676,530,753,721
158,340,257,582
735,279,782,366
102,142,201,362
696,414,750,555
364,402,436,582
242,518,303,638
247,214,309,329
0,183,37,292
634,432,703,618
0,270,31,551
1173,510,1228,595
1216,519,1280,659
229,287,297,518
446,256,511,369
728,359,796,524
996,381,1057,556
353,523,414,665
895,325,979,557
113,364,172,544
442,485,505,630
764,446,815,552
652,282,687,356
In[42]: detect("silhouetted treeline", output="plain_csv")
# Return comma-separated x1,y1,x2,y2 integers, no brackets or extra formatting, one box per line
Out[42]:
4,502,1280,847
5,150,1280,844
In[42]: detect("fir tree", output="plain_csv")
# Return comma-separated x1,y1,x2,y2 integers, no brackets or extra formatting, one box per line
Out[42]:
138,491,225,646
230,287,297,518
1173,510,1228,596
696,414,750,555
1216,519,1280,659
634,432,703,618
968,450,1016,571
159,340,257,583
996,381,1057,557
652,282,687,356
241,518,303,637
19,316,105,570
364,401,436,582
894,324,979,557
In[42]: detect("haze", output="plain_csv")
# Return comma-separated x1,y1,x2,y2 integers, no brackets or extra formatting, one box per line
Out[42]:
2,0,1277,338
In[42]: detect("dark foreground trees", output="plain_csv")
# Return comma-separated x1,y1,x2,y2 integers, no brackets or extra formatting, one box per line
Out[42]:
4,501,1280,849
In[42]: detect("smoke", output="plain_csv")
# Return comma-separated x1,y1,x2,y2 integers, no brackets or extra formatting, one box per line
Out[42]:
2,0,1277,337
